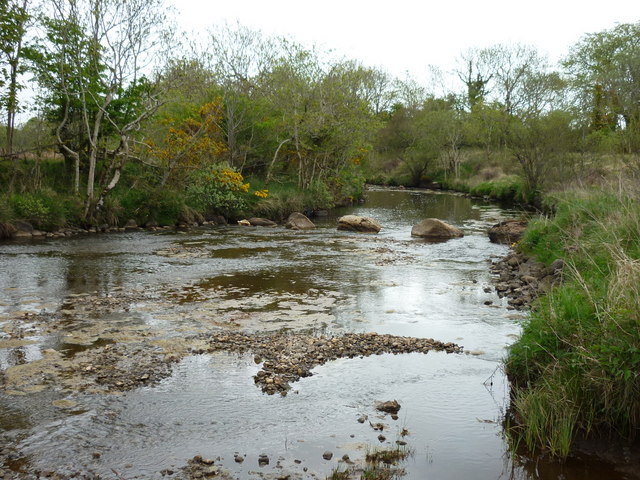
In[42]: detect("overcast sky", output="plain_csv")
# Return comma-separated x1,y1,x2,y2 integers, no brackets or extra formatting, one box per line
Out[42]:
173,0,639,84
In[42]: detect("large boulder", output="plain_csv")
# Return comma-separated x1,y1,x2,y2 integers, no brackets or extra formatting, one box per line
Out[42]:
411,218,463,239
285,212,315,230
337,215,381,233
247,217,277,227
14,220,34,238
488,220,527,244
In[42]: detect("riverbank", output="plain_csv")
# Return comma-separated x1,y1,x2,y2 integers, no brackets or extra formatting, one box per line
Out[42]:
504,188,640,463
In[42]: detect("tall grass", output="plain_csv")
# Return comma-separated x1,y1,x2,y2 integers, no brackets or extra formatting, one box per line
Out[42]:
506,188,640,457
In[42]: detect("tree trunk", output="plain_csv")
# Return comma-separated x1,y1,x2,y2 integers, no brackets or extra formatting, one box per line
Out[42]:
265,138,290,187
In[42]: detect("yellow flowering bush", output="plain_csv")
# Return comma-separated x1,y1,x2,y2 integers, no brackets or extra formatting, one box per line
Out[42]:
186,164,252,218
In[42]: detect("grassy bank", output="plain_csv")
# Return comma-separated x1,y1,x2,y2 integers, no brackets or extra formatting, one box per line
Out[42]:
505,188,640,457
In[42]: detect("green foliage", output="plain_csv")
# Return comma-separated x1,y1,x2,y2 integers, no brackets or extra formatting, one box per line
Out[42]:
507,189,640,457
9,188,72,230
185,165,250,219
469,176,528,203
117,187,184,226
330,164,367,203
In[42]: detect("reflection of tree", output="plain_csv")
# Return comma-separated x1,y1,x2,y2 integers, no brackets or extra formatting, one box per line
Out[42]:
63,250,125,295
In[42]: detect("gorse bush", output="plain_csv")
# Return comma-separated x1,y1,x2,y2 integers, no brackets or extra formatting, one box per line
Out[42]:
186,165,251,219
506,189,640,457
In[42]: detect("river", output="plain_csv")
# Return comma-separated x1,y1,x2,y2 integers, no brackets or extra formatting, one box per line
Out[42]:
0,188,630,479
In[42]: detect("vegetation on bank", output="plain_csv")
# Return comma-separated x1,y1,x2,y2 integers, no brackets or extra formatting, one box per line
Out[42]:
506,187,640,457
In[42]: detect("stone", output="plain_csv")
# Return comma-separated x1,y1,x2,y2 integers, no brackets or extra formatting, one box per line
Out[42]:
285,212,315,230
411,218,463,239
14,220,33,234
376,400,401,414
488,220,527,244
337,215,381,233
124,219,138,230
322,451,333,460
210,215,227,225
258,454,269,466
248,217,277,227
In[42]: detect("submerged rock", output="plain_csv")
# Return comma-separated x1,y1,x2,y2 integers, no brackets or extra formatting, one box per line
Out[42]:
285,212,315,230
411,218,463,239
337,215,381,233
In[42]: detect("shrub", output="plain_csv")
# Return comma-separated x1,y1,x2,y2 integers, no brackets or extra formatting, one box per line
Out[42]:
186,165,250,219
117,187,184,226
10,189,69,230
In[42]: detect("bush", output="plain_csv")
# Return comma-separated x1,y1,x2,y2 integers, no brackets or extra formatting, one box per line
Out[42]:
9,189,69,230
117,187,184,226
185,165,250,220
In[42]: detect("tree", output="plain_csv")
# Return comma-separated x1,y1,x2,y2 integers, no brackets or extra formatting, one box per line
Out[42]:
376,97,455,186
487,44,548,116
35,0,171,220
455,48,493,110
508,110,578,195
0,0,33,156
206,23,275,170
564,22,640,152
149,99,227,187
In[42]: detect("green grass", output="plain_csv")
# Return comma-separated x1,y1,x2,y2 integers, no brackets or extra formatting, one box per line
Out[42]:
506,188,640,458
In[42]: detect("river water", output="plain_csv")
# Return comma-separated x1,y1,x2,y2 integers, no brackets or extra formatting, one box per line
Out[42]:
0,188,631,479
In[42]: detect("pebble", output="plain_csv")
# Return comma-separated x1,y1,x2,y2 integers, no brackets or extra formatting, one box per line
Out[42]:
205,332,462,395
322,451,333,460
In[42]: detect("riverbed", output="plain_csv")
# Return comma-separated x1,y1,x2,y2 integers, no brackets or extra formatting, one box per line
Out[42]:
0,188,632,479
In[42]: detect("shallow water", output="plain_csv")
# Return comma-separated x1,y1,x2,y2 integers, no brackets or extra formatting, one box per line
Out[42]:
0,188,633,479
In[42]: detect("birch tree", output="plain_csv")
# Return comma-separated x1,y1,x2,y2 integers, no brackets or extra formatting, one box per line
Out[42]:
36,0,171,220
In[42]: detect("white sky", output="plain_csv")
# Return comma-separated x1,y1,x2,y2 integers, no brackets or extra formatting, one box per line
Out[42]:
173,0,640,85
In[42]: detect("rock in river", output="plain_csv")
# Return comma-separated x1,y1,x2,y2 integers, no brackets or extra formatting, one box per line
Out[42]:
248,217,278,227
376,400,401,414
411,218,463,239
285,212,315,230
337,215,381,233
488,220,527,244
